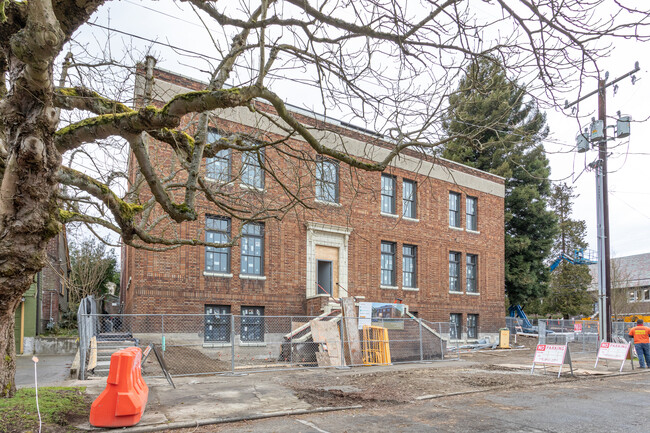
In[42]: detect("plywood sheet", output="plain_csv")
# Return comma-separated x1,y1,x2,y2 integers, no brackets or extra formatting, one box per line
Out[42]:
341,297,363,365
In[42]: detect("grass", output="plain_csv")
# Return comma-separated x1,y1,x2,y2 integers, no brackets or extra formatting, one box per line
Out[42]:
0,387,89,433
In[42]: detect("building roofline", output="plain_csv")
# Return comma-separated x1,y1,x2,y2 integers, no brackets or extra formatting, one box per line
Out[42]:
145,64,505,182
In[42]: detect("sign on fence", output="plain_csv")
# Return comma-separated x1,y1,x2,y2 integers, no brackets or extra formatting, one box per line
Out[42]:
574,322,582,333
531,344,573,378
595,342,632,372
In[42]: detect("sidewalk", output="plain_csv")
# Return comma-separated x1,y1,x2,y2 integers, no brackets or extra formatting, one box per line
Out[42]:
15,353,76,388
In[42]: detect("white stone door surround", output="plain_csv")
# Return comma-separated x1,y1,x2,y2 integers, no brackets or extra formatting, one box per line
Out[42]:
306,222,352,299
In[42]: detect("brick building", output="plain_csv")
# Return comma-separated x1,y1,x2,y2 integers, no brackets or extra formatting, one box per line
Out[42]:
121,66,506,336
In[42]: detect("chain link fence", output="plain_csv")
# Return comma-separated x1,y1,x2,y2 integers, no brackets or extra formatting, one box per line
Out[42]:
504,317,637,353
78,312,487,379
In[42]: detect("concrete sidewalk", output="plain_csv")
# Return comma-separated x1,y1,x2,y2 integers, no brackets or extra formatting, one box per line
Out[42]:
15,353,76,388
74,360,467,432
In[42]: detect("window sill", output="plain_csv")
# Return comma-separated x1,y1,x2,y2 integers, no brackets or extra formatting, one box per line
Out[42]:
402,216,419,222
203,272,233,278
380,212,399,218
402,287,419,292
239,183,265,192
449,290,464,295
315,199,342,207
380,285,399,290
466,229,480,234
204,178,233,185
466,292,480,296
239,274,266,280
202,342,231,348
239,341,266,347
449,226,464,231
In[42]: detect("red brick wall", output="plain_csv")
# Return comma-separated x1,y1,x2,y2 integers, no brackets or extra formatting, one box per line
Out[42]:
122,68,506,332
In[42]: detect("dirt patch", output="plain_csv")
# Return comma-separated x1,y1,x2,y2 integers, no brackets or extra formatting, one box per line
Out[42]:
142,346,231,375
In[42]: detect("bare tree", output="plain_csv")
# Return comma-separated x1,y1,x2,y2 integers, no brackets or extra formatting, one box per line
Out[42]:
68,238,118,306
1,0,649,396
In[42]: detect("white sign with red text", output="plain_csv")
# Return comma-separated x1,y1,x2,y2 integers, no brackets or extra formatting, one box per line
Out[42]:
597,342,629,361
574,322,582,333
533,344,568,365
595,341,632,372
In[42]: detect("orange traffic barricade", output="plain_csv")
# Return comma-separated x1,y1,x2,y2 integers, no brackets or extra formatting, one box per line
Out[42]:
89,347,149,428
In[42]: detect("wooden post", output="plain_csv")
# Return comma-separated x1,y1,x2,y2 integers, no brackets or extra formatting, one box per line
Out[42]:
341,297,363,365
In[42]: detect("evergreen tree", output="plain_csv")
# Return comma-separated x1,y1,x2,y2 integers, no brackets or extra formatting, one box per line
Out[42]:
441,58,557,307
543,184,594,318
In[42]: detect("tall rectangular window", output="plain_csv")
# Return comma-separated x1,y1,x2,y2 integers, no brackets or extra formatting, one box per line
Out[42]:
205,216,230,273
206,130,230,182
449,192,461,227
381,241,396,286
241,222,264,275
242,151,264,189
204,305,231,342
241,306,264,342
403,179,417,218
316,158,339,203
450,313,462,340
466,254,478,293
402,245,417,288
466,196,477,231
449,251,461,292
381,174,396,214
467,314,478,339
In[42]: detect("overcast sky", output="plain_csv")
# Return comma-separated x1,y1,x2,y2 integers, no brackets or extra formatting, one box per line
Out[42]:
69,1,650,259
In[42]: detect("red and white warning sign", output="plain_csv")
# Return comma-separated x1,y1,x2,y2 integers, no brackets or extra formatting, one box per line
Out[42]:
531,344,573,378
533,344,568,365
595,342,632,372
574,322,582,332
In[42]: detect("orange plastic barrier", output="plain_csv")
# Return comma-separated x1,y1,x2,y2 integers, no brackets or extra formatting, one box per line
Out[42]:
89,347,149,428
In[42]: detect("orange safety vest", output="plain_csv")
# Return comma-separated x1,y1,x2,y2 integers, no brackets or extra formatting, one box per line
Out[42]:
628,325,650,344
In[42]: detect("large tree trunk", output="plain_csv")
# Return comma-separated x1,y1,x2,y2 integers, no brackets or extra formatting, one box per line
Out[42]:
0,3,65,397
0,298,20,397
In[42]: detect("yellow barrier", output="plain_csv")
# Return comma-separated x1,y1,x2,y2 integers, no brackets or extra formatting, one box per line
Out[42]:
362,325,391,365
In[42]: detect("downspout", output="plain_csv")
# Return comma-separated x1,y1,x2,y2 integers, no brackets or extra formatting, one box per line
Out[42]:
35,272,41,335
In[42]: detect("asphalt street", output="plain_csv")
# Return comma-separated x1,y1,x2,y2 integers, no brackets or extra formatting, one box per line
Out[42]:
200,372,650,433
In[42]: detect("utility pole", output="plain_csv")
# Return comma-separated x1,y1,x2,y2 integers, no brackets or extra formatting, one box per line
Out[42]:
566,62,639,342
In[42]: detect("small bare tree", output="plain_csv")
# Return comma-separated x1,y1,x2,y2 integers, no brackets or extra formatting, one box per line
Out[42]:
68,238,118,306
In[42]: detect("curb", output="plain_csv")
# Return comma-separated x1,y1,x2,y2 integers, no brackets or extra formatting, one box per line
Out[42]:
82,405,364,433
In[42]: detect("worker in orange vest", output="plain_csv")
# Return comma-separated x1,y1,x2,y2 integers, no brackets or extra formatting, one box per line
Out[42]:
628,319,650,368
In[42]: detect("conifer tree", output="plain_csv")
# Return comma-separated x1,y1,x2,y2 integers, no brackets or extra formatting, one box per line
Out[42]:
544,184,594,318
441,58,557,307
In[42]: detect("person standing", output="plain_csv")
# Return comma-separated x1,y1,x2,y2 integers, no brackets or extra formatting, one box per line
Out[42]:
628,319,650,368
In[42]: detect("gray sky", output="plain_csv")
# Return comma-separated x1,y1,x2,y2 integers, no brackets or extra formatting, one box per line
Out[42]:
70,0,650,259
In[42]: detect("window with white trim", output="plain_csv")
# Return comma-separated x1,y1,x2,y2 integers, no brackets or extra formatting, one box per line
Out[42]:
466,254,478,293
242,151,264,189
241,306,264,342
316,158,339,203
381,241,396,286
206,130,230,182
467,314,478,339
449,251,461,292
241,222,264,275
381,174,396,214
450,313,462,339
205,216,230,273
402,245,417,288
466,196,477,231
449,192,461,227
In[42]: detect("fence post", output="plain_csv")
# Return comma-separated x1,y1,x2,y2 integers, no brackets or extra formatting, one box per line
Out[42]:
161,315,165,356
79,312,86,380
418,318,423,362
339,316,345,367
289,316,293,365
438,322,444,360
230,314,236,373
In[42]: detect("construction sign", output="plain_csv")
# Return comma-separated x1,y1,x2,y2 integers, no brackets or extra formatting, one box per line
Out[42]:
531,344,573,378
595,342,633,372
